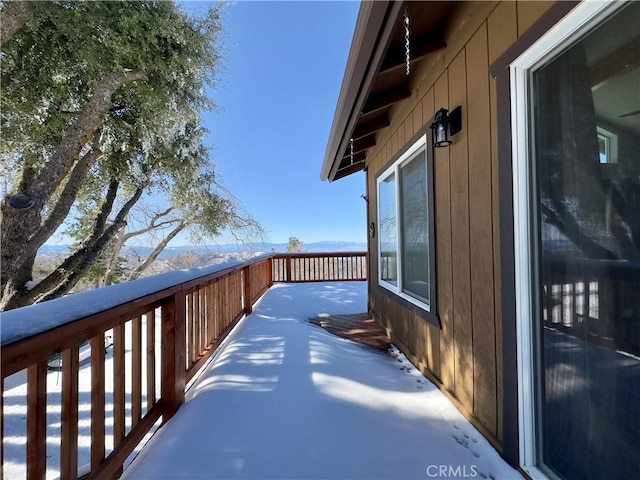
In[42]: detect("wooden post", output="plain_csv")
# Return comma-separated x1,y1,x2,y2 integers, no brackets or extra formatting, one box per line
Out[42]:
243,266,252,315
268,258,274,287
162,291,186,423
286,256,292,282
27,361,47,480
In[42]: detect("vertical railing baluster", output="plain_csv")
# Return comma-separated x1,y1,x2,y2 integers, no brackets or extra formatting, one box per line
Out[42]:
61,345,79,480
237,272,242,316
113,323,125,449
1,376,4,476
213,281,219,340
224,276,230,328
190,292,197,366
218,279,223,336
90,334,106,469
572,281,578,331
203,285,210,347
191,291,198,360
197,289,204,355
244,266,252,315
585,277,591,334
132,316,142,428
147,309,156,410
208,283,215,345
27,361,47,480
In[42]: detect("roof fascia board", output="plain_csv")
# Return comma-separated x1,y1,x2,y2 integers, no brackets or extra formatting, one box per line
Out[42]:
321,0,403,181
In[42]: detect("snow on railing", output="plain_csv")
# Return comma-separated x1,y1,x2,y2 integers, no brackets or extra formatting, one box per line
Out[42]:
0,252,367,479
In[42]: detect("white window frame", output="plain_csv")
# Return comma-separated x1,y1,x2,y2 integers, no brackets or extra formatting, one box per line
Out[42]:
509,1,626,478
597,126,619,164
376,133,431,312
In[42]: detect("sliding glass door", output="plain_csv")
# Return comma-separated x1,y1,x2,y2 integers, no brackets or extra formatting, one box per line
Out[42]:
512,2,639,479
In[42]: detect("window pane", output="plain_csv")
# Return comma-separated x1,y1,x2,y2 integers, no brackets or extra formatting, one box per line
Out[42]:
532,4,640,479
400,151,429,302
379,173,397,285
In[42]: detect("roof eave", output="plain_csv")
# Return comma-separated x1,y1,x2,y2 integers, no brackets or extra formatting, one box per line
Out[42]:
320,1,402,182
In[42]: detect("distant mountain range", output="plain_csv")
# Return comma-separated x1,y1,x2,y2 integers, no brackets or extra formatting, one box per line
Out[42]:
38,241,368,259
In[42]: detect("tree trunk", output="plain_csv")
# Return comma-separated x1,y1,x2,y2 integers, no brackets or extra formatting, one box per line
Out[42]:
2,183,144,309
0,1,36,47
101,226,127,287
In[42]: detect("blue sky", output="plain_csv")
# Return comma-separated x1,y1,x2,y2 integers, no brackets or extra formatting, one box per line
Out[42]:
195,1,365,245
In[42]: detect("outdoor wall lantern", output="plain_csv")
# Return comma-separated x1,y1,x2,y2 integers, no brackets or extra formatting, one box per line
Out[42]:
430,106,462,148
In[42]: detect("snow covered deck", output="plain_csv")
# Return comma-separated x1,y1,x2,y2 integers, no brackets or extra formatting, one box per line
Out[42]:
123,282,521,480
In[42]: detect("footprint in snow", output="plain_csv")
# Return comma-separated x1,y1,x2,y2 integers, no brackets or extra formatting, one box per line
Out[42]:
453,434,469,447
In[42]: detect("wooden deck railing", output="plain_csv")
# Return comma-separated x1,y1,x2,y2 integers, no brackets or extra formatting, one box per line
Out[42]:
542,258,640,356
1,252,366,479
272,252,367,282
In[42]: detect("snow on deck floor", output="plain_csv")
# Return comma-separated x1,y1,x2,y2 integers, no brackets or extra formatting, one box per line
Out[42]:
123,282,522,480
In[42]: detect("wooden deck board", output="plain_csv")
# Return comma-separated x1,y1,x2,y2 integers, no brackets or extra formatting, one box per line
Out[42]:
309,313,391,351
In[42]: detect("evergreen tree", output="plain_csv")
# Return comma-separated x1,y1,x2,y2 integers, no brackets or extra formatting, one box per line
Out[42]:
0,1,261,309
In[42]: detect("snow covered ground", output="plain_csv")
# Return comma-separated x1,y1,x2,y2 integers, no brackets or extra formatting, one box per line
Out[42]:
123,282,522,480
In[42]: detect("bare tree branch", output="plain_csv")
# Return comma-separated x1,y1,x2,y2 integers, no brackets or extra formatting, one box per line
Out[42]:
120,207,179,242
127,220,187,281
30,133,105,249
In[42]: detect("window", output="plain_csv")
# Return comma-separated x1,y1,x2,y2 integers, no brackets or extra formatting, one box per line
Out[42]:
510,2,639,479
376,134,434,312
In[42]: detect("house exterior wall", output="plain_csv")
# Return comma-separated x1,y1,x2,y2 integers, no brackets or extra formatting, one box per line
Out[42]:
365,1,556,449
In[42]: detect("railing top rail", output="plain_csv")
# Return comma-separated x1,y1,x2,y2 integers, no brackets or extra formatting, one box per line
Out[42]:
0,253,274,348
543,258,640,278
273,252,367,259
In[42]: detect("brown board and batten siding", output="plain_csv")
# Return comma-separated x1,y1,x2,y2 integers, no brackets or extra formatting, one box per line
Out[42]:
366,1,556,449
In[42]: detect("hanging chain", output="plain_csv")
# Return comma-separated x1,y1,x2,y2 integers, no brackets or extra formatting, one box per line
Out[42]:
350,138,354,165
404,7,410,76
